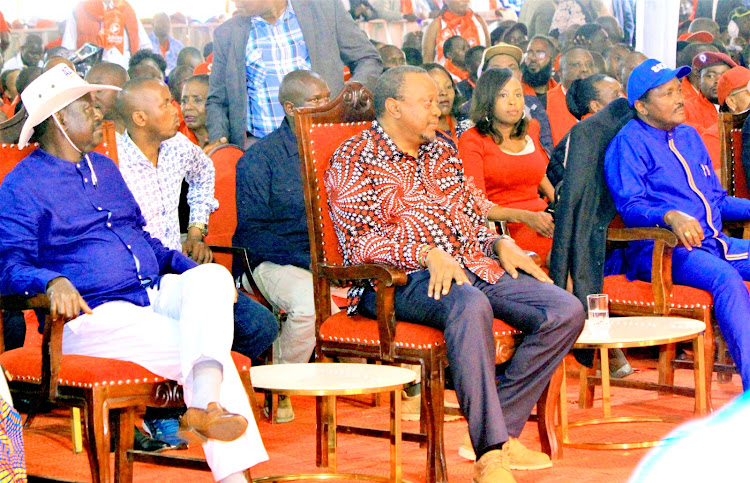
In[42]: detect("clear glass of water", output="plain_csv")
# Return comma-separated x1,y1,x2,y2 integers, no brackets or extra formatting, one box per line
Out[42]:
586,294,610,336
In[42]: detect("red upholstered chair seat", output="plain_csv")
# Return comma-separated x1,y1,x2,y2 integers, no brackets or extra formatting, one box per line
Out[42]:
320,312,444,350
0,347,252,388
320,312,522,364
0,347,166,388
604,274,713,310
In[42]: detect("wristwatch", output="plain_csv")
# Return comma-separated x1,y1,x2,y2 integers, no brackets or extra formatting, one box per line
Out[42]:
187,222,208,237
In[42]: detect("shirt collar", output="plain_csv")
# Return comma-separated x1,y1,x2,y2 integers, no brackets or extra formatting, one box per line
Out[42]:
120,131,158,168
251,0,293,26
370,120,436,161
279,118,299,154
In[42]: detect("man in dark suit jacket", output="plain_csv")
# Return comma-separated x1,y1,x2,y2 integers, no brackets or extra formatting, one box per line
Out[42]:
206,0,382,149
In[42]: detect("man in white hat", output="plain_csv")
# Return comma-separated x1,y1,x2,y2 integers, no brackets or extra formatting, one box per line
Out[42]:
0,64,267,483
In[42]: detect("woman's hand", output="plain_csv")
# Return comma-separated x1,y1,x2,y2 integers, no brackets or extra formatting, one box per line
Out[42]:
522,211,555,238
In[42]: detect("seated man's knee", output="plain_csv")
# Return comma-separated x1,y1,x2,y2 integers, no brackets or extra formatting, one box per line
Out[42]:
188,263,235,291
442,284,494,331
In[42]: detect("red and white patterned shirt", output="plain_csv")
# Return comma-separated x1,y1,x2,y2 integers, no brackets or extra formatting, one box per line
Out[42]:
326,121,504,312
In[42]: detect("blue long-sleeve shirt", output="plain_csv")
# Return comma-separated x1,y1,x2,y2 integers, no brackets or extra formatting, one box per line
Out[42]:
233,118,311,270
0,149,197,309
604,118,750,279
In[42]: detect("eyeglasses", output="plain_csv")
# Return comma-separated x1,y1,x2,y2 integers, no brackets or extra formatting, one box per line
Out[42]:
526,50,548,59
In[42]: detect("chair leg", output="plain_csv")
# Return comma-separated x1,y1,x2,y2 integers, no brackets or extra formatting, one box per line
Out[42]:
537,364,563,460
238,369,261,423
84,390,109,483
658,343,677,394
113,408,135,483
578,351,596,409
422,358,447,483
715,325,732,384
703,316,716,413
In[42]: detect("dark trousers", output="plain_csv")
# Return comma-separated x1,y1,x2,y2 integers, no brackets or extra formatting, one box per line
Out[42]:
231,291,278,360
671,246,750,389
360,269,584,455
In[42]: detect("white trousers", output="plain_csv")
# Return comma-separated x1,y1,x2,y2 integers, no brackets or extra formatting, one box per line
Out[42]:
62,264,267,481
252,262,341,365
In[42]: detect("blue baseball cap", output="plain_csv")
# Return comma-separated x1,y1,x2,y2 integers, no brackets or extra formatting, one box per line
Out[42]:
626,59,691,107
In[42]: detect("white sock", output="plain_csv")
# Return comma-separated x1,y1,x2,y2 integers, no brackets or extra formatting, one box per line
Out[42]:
191,359,223,409
219,471,248,483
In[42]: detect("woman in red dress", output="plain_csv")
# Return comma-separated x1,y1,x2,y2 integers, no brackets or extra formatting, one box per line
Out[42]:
459,67,556,265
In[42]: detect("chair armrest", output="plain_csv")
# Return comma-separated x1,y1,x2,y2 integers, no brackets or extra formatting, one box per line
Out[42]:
320,264,407,287
606,226,677,315
208,244,274,311
0,294,61,402
319,264,407,362
607,227,678,245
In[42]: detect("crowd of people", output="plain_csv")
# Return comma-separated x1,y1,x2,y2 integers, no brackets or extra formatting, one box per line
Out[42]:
0,0,750,482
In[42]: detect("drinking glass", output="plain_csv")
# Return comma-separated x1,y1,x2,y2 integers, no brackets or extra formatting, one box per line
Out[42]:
586,294,610,336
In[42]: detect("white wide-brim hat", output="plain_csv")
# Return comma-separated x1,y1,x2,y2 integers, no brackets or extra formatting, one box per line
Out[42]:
18,63,121,149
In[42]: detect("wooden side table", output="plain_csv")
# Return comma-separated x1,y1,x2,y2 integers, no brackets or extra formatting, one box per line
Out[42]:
250,362,416,482
558,316,707,450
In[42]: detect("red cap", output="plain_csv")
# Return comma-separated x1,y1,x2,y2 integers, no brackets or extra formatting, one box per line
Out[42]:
194,62,212,75
678,31,715,43
692,51,737,72
717,66,750,105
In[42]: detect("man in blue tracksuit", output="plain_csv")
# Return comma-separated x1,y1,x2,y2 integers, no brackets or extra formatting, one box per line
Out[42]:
605,58,750,391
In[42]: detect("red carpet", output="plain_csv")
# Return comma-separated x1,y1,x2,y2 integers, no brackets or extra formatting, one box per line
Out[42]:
21,354,743,482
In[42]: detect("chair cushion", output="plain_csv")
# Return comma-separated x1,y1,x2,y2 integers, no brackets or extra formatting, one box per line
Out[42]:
0,348,252,388
320,312,522,353
0,347,166,388
603,274,713,309
320,312,444,350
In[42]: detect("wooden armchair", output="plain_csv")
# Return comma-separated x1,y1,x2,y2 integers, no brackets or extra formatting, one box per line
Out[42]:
294,83,563,482
596,215,715,410
0,143,258,482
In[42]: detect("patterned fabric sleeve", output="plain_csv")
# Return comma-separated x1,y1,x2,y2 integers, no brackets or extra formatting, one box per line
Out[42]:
0,397,26,482
184,139,219,225
326,136,430,272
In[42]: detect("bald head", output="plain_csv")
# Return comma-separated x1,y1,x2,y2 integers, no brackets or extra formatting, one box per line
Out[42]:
560,47,595,88
278,70,331,122
86,62,129,121
86,62,129,87
619,52,648,90
117,77,178,141
43,56,75,72
128,62,164,82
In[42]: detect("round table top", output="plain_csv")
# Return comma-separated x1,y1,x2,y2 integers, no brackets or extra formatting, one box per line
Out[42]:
574,316,706,349
250,363,417,396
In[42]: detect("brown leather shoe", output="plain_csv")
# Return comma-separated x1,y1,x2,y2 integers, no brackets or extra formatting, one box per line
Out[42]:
178,402,248,442
473,445,516,483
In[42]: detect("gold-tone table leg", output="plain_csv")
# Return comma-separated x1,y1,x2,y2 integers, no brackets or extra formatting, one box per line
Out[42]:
693,334,707,416
600,348,611,419
390,390,402,482
71,407,83,454
327,395,337,473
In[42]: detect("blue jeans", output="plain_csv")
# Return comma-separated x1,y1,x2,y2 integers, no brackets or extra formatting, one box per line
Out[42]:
232,291,278,360
359,269,584,456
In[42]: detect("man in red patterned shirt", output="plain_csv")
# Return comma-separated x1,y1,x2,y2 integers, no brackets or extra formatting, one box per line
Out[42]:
326,66,585,483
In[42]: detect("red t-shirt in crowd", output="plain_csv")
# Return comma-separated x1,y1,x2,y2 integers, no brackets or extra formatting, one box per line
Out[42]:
546,84,577,147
